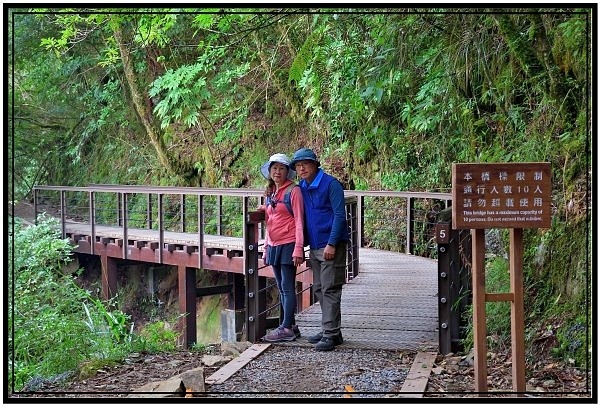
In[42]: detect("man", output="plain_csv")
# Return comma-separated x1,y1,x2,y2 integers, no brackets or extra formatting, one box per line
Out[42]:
290,148,349,351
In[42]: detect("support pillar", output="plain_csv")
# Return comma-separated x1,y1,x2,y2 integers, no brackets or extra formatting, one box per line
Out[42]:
228,272,245,311
221,273,245,342
178,265,197,348
100,254,118,300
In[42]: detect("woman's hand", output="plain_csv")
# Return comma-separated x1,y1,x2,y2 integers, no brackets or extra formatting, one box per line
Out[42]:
293,256,304,267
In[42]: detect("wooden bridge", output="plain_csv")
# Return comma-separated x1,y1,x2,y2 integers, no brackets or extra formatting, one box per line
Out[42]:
32,184,463,352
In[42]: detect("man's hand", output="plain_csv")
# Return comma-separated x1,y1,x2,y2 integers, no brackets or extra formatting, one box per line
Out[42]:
324,244,336,260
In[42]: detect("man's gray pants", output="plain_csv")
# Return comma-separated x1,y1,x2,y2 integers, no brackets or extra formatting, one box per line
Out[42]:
309,242,347,338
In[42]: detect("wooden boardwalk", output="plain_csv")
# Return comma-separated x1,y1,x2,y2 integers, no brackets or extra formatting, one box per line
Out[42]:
62,220,439,351
290,248,439,351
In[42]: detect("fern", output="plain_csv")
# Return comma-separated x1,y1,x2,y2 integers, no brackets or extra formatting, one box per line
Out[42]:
288,29,323,85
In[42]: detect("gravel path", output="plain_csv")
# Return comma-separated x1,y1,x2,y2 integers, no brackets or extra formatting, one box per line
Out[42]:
206,345,415,398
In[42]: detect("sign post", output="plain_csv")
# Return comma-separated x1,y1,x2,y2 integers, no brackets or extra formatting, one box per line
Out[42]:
451,162,551,393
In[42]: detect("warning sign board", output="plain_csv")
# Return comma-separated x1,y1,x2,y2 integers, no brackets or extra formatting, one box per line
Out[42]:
452,163,551,229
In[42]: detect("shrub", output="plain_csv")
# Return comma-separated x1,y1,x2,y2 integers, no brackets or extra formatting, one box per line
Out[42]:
8,215,134,392
135,320,181,353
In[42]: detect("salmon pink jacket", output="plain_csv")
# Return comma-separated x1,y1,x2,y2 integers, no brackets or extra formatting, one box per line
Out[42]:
262,179,305,259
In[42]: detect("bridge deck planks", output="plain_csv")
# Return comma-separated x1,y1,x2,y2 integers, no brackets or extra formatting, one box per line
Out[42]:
65,221,254,250
292,248,439,352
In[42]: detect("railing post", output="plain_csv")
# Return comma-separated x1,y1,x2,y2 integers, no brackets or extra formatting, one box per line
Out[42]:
436,206,471,355
244,199,266,343
60,190,66,238
455,229,472,353
117,192,122,226
436,222,451,354
89,190,95,255
33,187,38,225
147,193,153,229
406,197,414,254
358,195,364,248
217,195,223,235
180,194,186,233
198,195,204,270
121,192,128,260
158,193,164,264
344,196,359,280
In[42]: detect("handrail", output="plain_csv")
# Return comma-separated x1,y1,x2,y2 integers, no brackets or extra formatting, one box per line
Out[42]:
35,184,265,198
35,184,451,199
345,190,451,200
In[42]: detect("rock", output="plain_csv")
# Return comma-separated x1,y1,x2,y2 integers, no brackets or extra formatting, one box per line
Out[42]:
128,367,205,397
202,355,230,367
180,367,206,393
432,366,444,375
221,341,252,357
128,376,185,397
459,350,474,367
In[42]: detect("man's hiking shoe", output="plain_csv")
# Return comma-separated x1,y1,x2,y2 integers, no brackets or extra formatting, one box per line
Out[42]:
307,331,343,345
262,326,296,342
315,336,340,351
292,324,301,338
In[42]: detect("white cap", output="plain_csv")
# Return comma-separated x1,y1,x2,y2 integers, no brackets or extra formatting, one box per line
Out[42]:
260,153,296,180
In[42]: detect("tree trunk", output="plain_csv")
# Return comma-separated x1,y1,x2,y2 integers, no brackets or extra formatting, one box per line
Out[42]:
112,26,175,176
493,14,543,79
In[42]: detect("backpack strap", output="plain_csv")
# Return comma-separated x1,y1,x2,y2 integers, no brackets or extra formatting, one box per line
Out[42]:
266,183,297,217
282,183,297,217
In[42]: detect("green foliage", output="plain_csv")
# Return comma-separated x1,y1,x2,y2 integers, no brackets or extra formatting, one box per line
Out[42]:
520,219,590,367
135,14,177,47
190,342,207,352
77,358,120,380
460,256,512,354
361,197,407,252
553,16,588,80
552,314,589,367
289,28,323,85
84,295,132,344
380,169,418,191
8,215,130,390
484,257,512,345
150,62,212,130
136,320,181,353
528,219,589,301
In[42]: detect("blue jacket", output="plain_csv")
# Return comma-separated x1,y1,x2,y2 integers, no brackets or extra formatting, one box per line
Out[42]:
298,169,349,249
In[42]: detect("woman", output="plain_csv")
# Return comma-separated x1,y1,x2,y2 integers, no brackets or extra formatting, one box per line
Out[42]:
259,153,305,342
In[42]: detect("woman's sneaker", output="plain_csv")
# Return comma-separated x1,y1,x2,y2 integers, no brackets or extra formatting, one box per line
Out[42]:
262,326,296,342
292,324,301,338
